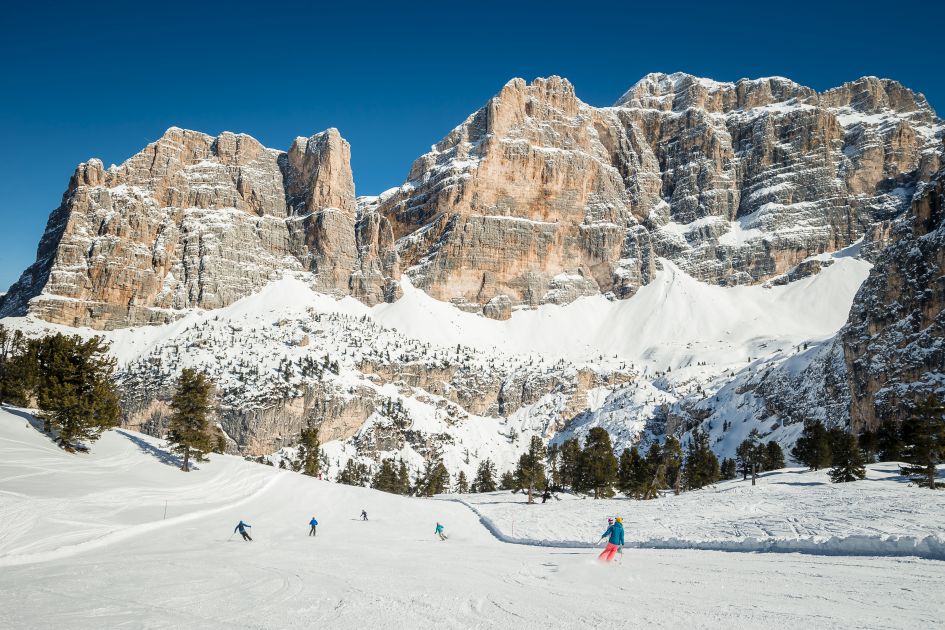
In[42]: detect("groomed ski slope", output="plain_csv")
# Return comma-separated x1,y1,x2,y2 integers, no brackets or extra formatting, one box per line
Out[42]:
2,409,943,629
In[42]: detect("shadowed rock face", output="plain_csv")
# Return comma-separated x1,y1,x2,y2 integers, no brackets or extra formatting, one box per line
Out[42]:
842,165,945,430
2,73,942,328
0,127,400,329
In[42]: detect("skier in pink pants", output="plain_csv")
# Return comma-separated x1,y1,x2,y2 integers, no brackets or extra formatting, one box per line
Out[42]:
598,517,624,562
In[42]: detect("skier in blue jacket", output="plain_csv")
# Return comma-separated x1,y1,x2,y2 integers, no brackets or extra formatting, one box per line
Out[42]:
309,516,318,537
234,520,252,542
598,517,624,562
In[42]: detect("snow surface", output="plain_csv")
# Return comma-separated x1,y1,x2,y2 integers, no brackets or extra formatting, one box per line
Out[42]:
10,254,869,373
2,409,944,629
454,465,945,560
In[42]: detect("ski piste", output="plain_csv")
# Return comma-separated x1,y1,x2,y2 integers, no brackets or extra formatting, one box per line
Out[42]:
2,408,944,627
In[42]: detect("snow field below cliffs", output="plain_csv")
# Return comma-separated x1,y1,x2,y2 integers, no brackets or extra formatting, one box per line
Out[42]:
9,252,871,375
2,409,945,628
454,464,945,560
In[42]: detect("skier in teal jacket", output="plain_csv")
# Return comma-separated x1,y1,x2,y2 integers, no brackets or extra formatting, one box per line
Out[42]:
434,522,447,541
598,517,624,561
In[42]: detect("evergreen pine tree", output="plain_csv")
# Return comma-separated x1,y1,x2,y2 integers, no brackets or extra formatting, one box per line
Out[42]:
735,430,765,485
618,447,643,497
720,457,737,480
416,459,451,496
682,428,720,490
858,429,879,463
545,443,562,489
454,470,469,494
514,435,546,503
662,436,684,494
828,432,867,483
3,339,39,407
826,426,849,464
472,458,498,493
371,458,399,493
791,420,832,471
763,441,785,471
337,459,369,486
0,326,26,404
558,438,582,490
396,459,411,495
34,334,120,452
166,368,215,472
899,396,945,489
499,470,516,490
579,428,618,498
640,442,665,499
295,427,321,477
877,421,904,461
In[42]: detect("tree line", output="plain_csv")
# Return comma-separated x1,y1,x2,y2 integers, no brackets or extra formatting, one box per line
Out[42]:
793,395,945,489
328,427,729,501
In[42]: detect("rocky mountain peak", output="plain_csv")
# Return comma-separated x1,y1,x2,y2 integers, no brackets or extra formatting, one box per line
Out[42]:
286,128,356,216
3,72,943,329
614,72,813,113
0,126,399,328
821,76,935,117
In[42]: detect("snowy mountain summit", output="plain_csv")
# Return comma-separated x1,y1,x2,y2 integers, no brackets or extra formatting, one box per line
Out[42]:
1,72,944,475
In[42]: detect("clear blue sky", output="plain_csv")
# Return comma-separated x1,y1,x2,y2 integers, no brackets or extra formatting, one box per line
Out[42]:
2,0,943,289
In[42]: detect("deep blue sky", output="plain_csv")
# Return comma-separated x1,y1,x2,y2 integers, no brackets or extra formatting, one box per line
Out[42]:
2,0,943,289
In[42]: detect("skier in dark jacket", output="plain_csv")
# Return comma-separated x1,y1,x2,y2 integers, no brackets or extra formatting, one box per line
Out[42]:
234,520,252,541
541,489,552,503
361,510,368,521
309,517,318,536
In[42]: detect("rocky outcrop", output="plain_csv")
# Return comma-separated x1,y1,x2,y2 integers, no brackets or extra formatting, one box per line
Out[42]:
380,73,942,313
842,164,945,431
114,304,637,456
378,76,653,311
0,128,399,329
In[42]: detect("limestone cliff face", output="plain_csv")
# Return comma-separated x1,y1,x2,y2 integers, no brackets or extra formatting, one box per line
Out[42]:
841,164,945,430
378,76,653,311
2,72,942,328
0,127,399,329
380,73,942,314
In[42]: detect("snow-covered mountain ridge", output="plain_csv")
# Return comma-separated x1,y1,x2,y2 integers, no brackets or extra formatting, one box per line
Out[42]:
2,249,870,475
1,71,944,472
